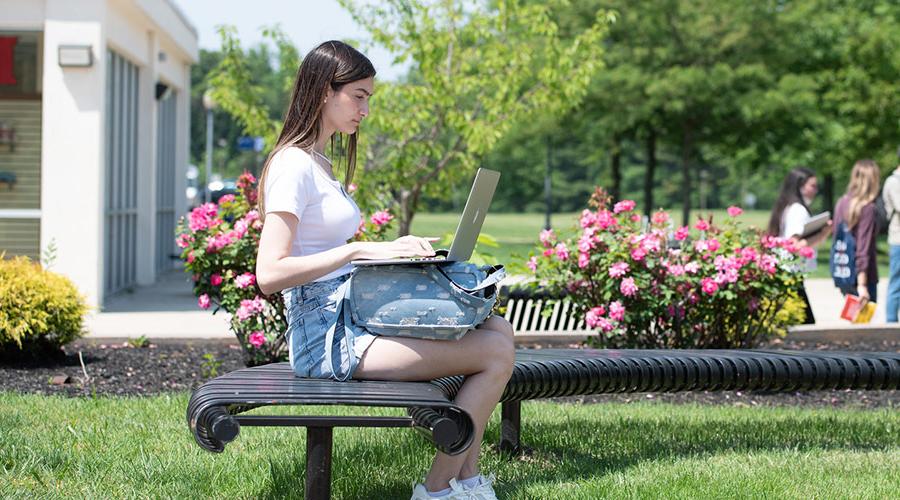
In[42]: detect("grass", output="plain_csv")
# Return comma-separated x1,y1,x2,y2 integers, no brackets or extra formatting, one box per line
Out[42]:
407,209,890,279
1,393,898,498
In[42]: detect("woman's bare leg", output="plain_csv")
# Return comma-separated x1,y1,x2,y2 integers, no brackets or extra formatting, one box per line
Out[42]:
353,316,515,491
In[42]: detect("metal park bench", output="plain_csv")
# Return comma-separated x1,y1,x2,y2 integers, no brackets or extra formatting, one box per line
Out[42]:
187,348,900,499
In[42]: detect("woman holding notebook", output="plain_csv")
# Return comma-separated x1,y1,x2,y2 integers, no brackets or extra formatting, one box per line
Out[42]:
768,167,831,323
253,41,512,499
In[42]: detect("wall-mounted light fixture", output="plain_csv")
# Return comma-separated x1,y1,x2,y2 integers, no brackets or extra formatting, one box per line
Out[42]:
58,45,93,67
155,82,171,100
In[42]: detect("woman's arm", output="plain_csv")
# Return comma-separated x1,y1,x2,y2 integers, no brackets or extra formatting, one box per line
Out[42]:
255,211,437,295
854,204,876,298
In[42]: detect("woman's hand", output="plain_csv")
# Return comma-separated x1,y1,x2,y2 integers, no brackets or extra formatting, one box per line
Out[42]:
352,235,439,260
857,283,871,305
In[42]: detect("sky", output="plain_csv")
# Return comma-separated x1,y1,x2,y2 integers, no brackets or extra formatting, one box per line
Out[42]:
171,0,407,80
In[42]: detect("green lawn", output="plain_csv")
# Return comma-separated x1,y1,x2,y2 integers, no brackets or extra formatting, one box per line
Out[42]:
2,393,898,498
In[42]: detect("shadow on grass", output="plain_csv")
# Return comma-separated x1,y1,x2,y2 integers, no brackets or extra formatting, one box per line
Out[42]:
253,408,897,499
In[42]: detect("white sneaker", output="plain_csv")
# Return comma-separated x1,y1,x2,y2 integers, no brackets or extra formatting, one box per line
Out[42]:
411,481,465,500
449,474,499,500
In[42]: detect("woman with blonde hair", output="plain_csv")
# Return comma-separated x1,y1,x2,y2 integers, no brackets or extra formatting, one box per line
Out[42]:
832,159,882,303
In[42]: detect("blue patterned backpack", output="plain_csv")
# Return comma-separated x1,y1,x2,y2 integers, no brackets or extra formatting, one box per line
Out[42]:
348,261,506,340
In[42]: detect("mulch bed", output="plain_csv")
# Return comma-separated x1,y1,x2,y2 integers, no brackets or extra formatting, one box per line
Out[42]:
0,336,896,409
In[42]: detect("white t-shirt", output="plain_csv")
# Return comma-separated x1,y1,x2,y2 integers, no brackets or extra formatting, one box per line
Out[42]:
264,147,361,281
781,202,816,271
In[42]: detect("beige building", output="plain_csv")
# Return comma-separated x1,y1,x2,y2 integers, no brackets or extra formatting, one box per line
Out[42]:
0,0,197,308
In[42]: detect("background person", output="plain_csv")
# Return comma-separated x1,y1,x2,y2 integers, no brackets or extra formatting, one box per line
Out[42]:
832,159,882,305
880,158,900,321
254,40,513,500
767,166,830,324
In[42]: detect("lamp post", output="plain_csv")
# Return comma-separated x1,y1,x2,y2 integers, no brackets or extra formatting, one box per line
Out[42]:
202,89,217,204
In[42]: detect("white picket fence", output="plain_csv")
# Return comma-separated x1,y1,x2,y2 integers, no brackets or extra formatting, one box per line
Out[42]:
502,296,593,338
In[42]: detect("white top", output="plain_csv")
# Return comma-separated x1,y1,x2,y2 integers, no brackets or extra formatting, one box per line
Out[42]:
264,147,361,282
882,172,900,245
781,202,816,271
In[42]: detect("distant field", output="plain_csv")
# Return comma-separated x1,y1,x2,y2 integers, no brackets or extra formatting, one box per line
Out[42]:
402,209,889,279
403,209,773,268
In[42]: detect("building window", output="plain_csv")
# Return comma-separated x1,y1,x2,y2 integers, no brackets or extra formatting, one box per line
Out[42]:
0,32,41,98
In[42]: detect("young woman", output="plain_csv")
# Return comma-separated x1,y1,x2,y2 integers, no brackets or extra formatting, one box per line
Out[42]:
254,41,514,500
832,159,882,304
767,166,830,323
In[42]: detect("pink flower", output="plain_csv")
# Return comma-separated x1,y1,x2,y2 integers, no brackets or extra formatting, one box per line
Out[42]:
727,206,743,217
667,263,685,276
584,306,606,328
527,256,538,273
707,238,720,252
235,272,256,289
630,246,647,261
210,273,223,286
187,251,195,264
244,210,260,224
613,199,636,214
609,261,629,278
579,209,597,229
188,203,220,232
798,246,815,259
716,268,739,284
217,194,235,205
554,242,570,261
674,226,690,241
651,211,670,225
608,301,625,321
757,254,778,274
578,234,595,253
596,210,616,230
176,233,193,249
248,331,266,348
540,229,556,247
348,183,358,193
370,210,394,226
685,262,700,274
233,219,249,239
695,219,710,231
236,171,257,190
620,277,638,297
578,252,590,269
198,294,211,310
701,277,719,295
542,248,553,257
236,296,266,321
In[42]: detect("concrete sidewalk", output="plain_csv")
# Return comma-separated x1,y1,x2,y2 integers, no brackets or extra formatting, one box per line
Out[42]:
85,268,899,339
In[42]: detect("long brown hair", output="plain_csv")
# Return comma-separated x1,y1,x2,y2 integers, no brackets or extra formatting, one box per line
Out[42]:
767,166,816,236
845,159,881,228
257,41,375,220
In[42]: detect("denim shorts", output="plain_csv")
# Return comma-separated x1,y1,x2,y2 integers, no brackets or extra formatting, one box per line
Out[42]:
284,274,377,380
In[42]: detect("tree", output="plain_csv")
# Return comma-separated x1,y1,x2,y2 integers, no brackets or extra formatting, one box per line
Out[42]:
340,0,613,234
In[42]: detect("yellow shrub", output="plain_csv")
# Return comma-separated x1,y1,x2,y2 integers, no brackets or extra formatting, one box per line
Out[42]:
0,255,87,350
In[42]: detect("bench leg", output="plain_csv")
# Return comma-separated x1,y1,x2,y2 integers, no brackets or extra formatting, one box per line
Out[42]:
499,401,521,454
306,426,333,500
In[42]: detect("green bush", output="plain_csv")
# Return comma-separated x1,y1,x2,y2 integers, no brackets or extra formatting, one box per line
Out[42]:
0,255,88,354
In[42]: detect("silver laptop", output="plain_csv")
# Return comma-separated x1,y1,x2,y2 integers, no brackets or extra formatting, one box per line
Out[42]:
352,168,500,266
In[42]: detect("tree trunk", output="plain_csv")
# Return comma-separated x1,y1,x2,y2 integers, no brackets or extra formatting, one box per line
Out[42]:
681,124,693,226
611,135,622,202
644,128,656,216
398,189,414,236
823,173,834,214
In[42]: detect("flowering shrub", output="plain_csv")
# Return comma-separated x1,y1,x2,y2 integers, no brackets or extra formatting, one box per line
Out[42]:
176,172,396,366
528,188,806,349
